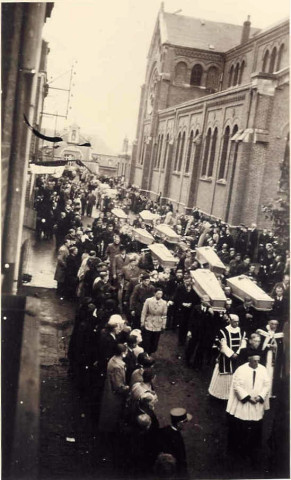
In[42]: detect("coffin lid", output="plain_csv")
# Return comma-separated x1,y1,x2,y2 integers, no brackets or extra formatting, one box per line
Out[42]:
196,246,226,269
155,224,180,238
227,275,274,301
112,207,128,219
190,269,227,301
132,227,155,239
139,210,160,221
149,243,178,261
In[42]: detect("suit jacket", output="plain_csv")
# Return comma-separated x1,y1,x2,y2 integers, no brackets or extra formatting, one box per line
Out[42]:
112,253,131,277
130,283,155,315
98,330,117,367
157,426,187,475
125,348,137,384
188,304,216,346
234,305,265,337
173,285,200,313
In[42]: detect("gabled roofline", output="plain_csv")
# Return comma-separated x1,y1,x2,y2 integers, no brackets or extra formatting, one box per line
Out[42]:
147,5,165,59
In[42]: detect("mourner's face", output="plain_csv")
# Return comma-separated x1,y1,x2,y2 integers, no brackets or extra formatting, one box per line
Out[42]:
250,336,261,349
248,356,260,369
224,287,231,297
176,271,184,280
155,290,163,300
184,278,191,287
269,321,278,331
275,287,284,297
143,279,151,287
230,317,239,328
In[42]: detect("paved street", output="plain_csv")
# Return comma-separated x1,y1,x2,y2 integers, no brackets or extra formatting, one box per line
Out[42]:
18,234,285,480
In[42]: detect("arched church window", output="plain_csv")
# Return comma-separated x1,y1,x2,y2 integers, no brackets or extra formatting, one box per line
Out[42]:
276,44,284,71
238,61,245,84
185,130,194,174
178,132,186,171
157,134,164,169
206,67,219,91
201,128,211,176
174,132,181,171
228,65,234,87
233,63,240,85
262,50,269,72
190,64,203,86
162,134,170,169
175,62,187,85
218,126,230,179
207,128,218,177
269,47,277,73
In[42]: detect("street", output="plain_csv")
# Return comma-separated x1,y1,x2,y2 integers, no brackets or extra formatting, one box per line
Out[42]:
19,235,281,480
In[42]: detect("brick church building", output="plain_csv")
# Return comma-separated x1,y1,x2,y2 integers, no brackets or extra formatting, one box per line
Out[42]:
129,4,289,227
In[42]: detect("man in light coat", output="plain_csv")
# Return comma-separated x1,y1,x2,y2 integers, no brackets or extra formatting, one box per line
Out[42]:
141,288,167,354
226,354,270,466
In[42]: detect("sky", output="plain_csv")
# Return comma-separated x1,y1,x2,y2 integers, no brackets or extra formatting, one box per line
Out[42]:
42,0,290,154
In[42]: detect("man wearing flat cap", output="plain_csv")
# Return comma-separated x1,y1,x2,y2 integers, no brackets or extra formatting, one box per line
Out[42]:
157,407,192,477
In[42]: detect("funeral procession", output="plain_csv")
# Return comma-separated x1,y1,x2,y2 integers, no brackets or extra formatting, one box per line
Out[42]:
1,1,290,480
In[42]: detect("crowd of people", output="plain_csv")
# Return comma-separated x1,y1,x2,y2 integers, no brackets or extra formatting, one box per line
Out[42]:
33,167,289,478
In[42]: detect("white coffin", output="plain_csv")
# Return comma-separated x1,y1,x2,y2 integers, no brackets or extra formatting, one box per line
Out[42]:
132,228,155,245
149,243,179,268
103,188,118,198
112,207,128,219
153,224,180,244
196,246,226,275
227,275,274,311
139,210,160,225
190,269,227,311
98,182,109,190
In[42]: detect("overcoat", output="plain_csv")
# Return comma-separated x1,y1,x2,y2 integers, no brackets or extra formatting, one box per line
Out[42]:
98,355,128,432
54,244,69,282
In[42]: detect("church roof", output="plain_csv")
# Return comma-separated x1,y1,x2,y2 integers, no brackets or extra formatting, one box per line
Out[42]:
160,12,261,52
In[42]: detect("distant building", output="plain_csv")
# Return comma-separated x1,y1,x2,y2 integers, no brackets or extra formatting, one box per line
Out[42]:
130,5,289,227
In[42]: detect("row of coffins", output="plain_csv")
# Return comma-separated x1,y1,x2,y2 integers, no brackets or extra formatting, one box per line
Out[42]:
108,208,274,312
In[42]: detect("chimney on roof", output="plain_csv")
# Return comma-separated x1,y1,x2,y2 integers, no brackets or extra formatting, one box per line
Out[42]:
241,15,251,44
160,2,164,12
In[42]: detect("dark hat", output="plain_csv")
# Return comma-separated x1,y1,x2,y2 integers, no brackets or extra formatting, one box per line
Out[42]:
141,273,150,280
170,408,192,423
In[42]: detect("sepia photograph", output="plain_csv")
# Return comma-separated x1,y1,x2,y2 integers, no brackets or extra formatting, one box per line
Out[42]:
1,0,290,479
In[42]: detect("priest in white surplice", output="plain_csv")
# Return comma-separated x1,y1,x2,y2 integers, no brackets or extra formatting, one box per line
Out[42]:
226,354,270,463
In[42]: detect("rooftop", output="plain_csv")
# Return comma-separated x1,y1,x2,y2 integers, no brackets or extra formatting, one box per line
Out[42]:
160,11,261,52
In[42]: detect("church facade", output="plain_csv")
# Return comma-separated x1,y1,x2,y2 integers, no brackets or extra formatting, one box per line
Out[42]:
130,5,289,227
